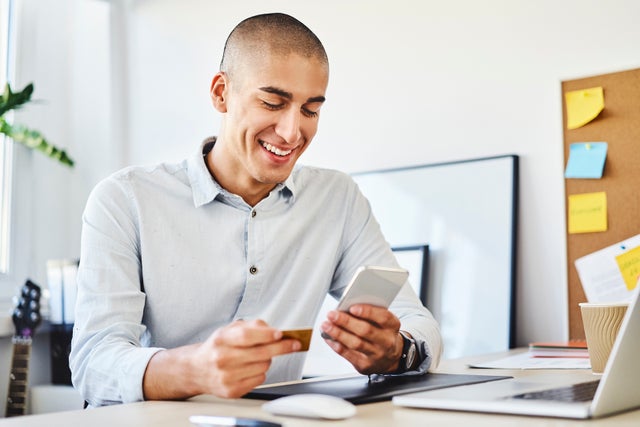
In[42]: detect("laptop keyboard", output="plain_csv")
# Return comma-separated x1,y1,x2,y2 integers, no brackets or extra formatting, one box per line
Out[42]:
511,380,600,403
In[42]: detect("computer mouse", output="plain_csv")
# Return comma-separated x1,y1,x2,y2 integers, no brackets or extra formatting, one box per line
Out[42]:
261,393,357,420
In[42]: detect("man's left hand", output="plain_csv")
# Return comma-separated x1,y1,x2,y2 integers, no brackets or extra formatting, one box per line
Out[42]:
321,304,404,375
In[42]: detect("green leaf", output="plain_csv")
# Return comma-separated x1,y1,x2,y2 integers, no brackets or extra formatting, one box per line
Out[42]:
0,82,75,168
0,117,74,167
0,83,34,117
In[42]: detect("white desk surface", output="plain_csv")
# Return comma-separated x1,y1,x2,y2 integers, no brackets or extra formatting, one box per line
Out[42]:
4,349,640,426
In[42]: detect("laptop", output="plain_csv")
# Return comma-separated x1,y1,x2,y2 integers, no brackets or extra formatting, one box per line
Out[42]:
393,287,640,419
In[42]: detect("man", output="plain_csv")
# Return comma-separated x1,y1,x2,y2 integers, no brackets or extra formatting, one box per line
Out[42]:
70,13,442,406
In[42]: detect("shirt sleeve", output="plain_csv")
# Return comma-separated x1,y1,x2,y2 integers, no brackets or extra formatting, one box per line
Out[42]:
69,175,163,406
390,283,443,374
332,175,443,372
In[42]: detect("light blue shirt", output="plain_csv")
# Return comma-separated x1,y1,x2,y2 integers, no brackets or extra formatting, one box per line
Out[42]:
70,139,442,406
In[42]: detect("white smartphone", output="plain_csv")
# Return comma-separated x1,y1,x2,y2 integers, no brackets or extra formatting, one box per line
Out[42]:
321,266,409,339
334,265,409,312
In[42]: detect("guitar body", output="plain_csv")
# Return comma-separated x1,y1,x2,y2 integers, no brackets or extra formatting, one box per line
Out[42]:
5,280,41,417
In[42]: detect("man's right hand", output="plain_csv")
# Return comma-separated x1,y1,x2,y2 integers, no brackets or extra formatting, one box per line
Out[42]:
142,319,301,400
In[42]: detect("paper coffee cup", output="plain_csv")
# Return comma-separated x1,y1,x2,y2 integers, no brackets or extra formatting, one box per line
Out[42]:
579,302,628,374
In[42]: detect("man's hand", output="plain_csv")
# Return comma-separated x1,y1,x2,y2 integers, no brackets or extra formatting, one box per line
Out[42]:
320,304,404,375
143,319,301,400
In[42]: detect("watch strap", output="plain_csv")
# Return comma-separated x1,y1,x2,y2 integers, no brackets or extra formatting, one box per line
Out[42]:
394,331,417,373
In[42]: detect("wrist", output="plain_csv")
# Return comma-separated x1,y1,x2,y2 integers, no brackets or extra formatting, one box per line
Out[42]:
391,330,418,374
143,345,201,400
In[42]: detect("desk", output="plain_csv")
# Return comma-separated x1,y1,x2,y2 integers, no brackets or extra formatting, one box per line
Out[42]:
3,350,640,426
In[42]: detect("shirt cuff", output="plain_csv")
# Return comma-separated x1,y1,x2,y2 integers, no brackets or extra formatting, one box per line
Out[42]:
120,347,164,403
382,337,433,377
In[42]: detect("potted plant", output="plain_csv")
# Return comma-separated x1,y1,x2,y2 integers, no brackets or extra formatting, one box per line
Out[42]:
0,82,73,167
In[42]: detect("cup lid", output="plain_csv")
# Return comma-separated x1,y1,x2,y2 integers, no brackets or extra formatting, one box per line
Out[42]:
579,301,629,307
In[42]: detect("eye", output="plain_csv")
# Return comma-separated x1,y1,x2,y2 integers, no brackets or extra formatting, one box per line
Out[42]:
302,107,319,118
262,100,283,111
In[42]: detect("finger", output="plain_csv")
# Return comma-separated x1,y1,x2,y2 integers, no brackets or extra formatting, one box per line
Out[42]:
234,359,273,381
200,339,301,397
323,323,401,375
227,338,303,369
322,308,401,366
349,304,401,330
212,319,281,347
212,358,270,384
325,310,381,345
333,306,402,349
213,366,271,399
325,338,378,374
321,317,376,355
261,338,302,357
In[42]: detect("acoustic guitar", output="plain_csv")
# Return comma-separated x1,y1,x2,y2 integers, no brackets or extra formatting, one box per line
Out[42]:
5,279,42,417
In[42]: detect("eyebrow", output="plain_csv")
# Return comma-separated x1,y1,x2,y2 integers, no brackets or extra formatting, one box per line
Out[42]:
259,86,326,104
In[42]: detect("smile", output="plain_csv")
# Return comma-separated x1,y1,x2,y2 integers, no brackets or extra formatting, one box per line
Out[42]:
261,141,292,157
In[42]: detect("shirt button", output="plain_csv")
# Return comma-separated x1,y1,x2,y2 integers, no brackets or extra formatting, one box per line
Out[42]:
251,210,257,218
249,266,258,275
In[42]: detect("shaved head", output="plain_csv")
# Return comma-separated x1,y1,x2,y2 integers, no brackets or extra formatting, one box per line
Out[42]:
220,13,329,80
208,13,329,206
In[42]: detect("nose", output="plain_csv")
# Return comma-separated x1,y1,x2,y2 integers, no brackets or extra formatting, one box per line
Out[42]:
275,108,302,144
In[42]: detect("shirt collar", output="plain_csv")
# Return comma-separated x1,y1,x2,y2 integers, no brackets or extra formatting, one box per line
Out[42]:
282,171,296,201
186,137,221,208
187,137,296,208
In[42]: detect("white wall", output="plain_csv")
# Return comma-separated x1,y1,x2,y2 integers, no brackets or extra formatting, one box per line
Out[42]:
2,0,640,375
120,0,640,346
0,0,114,300
0,0,113,401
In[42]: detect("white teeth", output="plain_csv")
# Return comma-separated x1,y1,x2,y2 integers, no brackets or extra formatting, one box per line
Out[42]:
262,142,292,157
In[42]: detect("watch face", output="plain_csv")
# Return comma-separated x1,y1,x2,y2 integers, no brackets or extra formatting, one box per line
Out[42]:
406,343,416,368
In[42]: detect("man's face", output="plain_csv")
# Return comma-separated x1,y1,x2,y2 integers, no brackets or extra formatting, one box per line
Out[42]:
215,53,328,199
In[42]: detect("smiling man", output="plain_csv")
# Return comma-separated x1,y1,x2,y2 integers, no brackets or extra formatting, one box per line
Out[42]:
70,13,442,406
207,18,328,206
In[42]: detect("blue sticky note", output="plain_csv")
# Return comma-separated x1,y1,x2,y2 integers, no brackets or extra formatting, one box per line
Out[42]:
564,142,608,179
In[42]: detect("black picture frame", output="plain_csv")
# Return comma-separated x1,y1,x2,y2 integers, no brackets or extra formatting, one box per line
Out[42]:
353,155,518,358
391,245,429,306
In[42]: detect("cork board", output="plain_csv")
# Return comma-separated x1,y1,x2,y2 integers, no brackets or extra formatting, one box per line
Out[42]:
562,67,640,339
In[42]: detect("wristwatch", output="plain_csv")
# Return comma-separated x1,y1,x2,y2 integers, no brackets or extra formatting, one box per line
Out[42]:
396,331,418,373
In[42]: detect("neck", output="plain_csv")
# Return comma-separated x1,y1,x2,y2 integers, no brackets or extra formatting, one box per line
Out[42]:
5,338,32,417
205,143,274,207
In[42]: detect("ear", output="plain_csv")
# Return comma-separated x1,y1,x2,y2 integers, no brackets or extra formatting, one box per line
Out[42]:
210,72,228,113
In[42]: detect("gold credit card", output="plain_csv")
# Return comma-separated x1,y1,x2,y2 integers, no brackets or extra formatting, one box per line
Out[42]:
280,328,313,352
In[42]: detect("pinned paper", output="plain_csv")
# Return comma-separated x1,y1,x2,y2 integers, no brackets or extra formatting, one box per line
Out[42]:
615,246,640,291
575,234,640,303
565,142,608,179
565,87,604,130
568,192,607,234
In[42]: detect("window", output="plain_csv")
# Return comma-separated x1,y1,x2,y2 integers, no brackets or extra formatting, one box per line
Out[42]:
0,0,15,273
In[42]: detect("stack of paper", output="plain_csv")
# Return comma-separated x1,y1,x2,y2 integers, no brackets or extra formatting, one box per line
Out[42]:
528,340,589,358
468,351,591,370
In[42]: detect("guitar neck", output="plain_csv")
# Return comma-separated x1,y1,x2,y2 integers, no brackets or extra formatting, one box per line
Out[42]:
5,337,32,417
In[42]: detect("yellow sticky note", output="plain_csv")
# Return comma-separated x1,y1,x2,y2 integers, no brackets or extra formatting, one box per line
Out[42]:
565,87,604,130
615,246,640,291
568,192,607,234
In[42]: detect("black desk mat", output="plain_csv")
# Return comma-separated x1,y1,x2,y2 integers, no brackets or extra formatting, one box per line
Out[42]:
244,373,511,405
